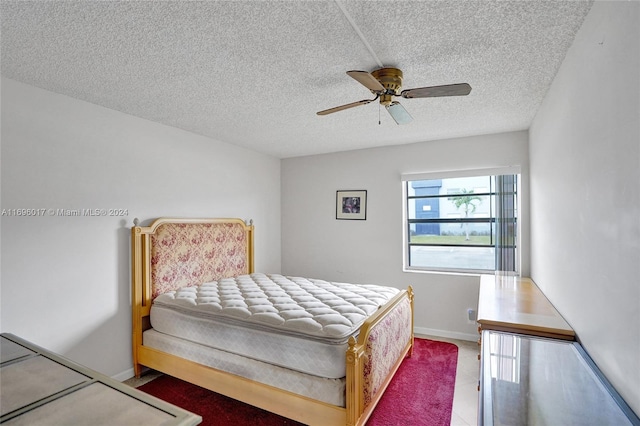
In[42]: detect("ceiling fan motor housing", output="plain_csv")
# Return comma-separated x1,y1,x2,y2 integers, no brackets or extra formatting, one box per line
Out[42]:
371,67,403,105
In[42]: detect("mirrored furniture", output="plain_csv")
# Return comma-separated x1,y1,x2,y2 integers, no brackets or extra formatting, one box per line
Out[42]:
0,333,201,425
479,330,640,426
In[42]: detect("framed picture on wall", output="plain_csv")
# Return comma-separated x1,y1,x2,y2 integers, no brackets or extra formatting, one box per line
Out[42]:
336,190,367,220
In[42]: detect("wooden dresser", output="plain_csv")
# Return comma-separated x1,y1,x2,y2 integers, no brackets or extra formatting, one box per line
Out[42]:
476,275,639,425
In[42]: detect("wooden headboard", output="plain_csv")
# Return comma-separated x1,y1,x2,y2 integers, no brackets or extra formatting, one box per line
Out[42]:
131,217,254,368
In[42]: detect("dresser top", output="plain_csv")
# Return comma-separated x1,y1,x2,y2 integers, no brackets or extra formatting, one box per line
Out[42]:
477,274,574,339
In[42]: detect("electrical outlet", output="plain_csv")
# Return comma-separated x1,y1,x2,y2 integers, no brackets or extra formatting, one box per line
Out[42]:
467,308,477,323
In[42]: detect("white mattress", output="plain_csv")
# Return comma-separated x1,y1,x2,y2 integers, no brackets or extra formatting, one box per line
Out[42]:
143,329,346,407
150,273,399,378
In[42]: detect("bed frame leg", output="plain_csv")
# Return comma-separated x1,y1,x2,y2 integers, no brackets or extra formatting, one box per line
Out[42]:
133,363,142,379
408,285,415,357
345,336,361,426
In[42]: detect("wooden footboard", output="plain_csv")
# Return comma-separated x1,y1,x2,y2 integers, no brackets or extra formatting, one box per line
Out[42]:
347,287,414,425
131,217,414,426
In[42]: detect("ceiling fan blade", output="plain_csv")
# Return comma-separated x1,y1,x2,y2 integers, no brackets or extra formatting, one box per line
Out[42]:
317,98,375,116
386,101,413,125
401,83,472,99
347,70,385,92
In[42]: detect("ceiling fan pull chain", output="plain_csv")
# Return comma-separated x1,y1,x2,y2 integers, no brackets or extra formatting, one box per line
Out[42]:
379,103,381,125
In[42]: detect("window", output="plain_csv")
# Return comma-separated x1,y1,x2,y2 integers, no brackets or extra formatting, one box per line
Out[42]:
403,169,519,273
489,332,521,384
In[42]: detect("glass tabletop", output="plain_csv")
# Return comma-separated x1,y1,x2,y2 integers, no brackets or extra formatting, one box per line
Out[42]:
480,330,639,426
1,333,201,426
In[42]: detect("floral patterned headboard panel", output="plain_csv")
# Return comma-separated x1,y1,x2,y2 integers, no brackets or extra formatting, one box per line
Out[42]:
133,218,254,300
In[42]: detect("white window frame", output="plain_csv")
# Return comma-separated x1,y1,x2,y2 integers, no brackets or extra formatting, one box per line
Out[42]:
401,166,521,275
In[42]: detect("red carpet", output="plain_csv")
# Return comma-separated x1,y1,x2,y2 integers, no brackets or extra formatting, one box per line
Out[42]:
367,338,459,426
137,338,458,426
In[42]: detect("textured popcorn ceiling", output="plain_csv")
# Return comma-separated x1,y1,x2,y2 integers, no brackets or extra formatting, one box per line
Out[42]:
1,1,593,158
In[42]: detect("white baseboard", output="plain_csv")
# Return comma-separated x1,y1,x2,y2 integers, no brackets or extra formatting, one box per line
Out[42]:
112,367,135,382
414,326,478,342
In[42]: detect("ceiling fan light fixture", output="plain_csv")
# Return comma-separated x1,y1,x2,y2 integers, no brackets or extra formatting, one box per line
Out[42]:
386,101,413,125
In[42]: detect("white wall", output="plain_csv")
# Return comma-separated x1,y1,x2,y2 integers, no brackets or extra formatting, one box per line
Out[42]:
0,78,281,379
529,1,639,415
282,131,529,340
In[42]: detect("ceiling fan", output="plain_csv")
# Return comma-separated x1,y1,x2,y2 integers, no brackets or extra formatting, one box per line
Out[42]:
317,67,471,125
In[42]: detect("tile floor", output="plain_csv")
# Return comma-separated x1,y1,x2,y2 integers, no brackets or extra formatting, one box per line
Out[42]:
417,334,479,426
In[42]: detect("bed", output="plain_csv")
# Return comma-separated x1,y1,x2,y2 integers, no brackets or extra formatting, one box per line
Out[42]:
131,217,414,426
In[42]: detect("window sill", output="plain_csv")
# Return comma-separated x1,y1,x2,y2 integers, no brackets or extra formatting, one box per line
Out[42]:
403,267,487,277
